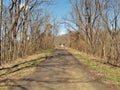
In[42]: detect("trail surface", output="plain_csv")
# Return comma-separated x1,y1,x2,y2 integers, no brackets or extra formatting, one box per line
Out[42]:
2,49,118,90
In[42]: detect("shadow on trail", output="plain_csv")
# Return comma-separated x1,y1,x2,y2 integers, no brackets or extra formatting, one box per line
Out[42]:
0,49,115,90
0,57,45,77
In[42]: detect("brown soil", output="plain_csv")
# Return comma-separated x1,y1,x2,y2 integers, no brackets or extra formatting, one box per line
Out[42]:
0,49,119,90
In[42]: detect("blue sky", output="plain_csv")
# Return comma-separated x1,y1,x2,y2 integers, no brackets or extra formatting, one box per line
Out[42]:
3,0,70,35
49,0,71,35
3,0,119,35
50,0,70,19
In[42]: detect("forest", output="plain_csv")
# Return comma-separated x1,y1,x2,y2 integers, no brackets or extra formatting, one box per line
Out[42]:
64,0,120,67
1,0,58,65
0,0,120,67
0,0,120,90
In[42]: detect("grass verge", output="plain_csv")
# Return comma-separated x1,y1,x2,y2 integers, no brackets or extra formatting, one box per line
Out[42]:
67,48,120,87
0,49,56,81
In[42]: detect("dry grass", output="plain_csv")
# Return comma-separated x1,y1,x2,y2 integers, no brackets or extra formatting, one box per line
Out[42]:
0,49,56,90
0,49,56,81
0,49,53,69
67,48,120,87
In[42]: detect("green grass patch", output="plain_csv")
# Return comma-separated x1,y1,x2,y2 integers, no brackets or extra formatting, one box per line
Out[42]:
67,48,120,87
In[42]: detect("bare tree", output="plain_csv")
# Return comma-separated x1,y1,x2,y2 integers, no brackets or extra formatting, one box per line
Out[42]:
1,0,56,66
66,0,120,66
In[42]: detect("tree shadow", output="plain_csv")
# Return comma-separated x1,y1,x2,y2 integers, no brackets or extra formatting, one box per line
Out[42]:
0,57,45,77
0,49,100,90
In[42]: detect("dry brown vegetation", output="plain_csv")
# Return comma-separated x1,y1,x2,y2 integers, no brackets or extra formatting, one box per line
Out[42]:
67,48,120,87
0,0,120,79
1,0,57,66
64,0,120,67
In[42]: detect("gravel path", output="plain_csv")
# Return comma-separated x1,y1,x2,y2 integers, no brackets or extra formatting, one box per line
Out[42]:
4,49,118,90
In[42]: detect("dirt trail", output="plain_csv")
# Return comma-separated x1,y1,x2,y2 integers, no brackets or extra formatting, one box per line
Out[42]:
1,49,118,90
